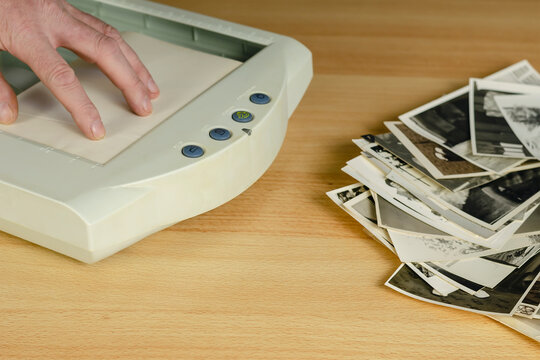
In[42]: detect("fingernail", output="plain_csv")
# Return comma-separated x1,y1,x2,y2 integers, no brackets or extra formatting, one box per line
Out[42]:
91,119,105,140
147,78,159,95
0,102,14,124
143,94,152,114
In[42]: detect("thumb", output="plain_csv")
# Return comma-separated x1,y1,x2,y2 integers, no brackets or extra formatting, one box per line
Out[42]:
0,71,18,124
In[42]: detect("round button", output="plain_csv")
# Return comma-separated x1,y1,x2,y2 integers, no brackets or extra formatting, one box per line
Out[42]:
209,128,232,141
250,93,271,105
232,111,254,123
181,145,204,158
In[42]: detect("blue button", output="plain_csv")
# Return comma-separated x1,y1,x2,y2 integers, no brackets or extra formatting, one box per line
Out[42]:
209,128,232,141
250,93,271,105
232,111,253,123
182,145,204,158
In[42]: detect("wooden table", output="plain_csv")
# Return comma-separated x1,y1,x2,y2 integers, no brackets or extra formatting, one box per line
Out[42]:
1,0,539,358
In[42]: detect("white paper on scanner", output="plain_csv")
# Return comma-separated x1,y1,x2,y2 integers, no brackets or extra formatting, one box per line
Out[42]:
0,32,241,164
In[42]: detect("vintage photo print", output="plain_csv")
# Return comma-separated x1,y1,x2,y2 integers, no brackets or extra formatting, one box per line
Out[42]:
406,263,458,297
422,262,486,295
327,184,395,254
371,132,492,191
457,168,540,227
360,134,471,192
388,228,540,263
386,252,540,315
390,229,486,263
398,61,540,173
364,135,528,234
374,194,447,236
469,79,540,158
343,192,396,254
343,158,526,247
399,88,525,173
343,191,377,224
327,183,369,206
343,159,472,241
483,244,540,268
356,136,501,234
517,205,540,235
488,315,540,341
432,257,517,289
483,59,540,86
514,274,540,318
512,159,540,172
385,159,540,231
496,94,540,160
384,121,490,179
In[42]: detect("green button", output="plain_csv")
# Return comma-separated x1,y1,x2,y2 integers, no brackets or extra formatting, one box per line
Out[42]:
232,111,253,123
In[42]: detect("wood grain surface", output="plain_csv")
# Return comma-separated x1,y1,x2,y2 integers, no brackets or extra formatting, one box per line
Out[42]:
1,0,540,358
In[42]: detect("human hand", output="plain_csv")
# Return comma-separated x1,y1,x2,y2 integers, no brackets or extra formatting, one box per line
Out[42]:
0,0,160,140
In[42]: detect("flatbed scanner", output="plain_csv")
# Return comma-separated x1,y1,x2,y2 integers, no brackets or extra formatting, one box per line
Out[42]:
0,0,312,262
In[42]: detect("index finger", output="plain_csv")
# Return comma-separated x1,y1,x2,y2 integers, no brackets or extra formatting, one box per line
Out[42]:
17,39,105,140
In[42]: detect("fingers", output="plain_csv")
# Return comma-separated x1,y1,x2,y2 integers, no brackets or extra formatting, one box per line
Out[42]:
1,4,159,141
0,71,18,125
65,4,160,99
18,38,105,140
61,18,153,117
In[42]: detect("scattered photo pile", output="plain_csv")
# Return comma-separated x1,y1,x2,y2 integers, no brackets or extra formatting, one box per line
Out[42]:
328,60,540,342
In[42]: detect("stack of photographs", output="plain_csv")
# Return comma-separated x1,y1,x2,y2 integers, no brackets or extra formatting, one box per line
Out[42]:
328,60,540,342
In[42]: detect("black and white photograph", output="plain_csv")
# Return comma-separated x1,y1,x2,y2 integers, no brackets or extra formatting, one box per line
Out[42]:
485,60,540,86
373,132,429,172
388,228,540,263
469,79,540,158
383,167,499,237
489,315,540,341
358,136,502,235
422,262,487,296
336,184,368,204
358,134,531,233
397,61,540,173
483,245,540,268
406,263,458,297
512,159,540,173
390,230,488,263
342,190,395,253
386,160,540,231
391,230,489,262
524,280,540,308
431,257,517,289
398,60,540,145
354,137,420,177
496,94,540,160
514,274,540,318
326,184,395,254
343,156,527,247
399,88,525,173
343,191,377,224
386,251,540,315
372,132,493,191
384,121,490,179
327,183,366,206
457,168,540,226
374,194,446,236
344,158,458,232
516,205,540,235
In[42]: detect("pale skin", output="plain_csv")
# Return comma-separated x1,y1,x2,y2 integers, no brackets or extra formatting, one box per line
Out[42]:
0,0,160,140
